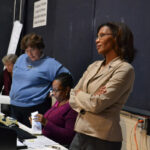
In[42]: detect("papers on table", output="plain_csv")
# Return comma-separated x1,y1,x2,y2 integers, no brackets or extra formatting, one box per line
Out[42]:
18,121,42,135
17,138,27,149
24,136,68,150
18,122,68,149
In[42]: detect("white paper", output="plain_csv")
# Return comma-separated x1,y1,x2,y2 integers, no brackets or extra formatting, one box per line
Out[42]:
31,111,42,134
0,95,10,104
17,138,27,147
7,20,23,54
24,136,68,150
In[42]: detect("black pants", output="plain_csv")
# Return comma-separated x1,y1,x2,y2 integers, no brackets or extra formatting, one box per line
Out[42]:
10,97,52,127
69,133,122,150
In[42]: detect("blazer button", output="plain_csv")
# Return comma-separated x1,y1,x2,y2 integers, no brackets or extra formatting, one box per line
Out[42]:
80,109,86,114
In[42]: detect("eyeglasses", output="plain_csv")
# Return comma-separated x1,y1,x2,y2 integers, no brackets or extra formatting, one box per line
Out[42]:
96,33,113,40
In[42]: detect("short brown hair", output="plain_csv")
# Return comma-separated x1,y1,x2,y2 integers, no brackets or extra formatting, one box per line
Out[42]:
21,33,45,50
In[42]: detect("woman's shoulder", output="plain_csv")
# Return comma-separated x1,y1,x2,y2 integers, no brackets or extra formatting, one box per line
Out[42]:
58,101,77,114
3,69,11,78
120,60,134,71
110,58,134,71
18,53,26,58
65,103,78,118
3,69,9,74
16,54,27,62
43,56,62,66
43,56,57,62
112,60,135,78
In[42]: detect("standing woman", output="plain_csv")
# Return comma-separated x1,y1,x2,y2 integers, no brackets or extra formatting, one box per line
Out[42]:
0,54,18,95
10,33,70,127
69,22,135,150
0,54,17,116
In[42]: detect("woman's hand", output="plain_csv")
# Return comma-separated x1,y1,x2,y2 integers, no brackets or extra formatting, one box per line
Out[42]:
75,89,81,95
94,86,107,96
35,114,47,126
29,114,47,126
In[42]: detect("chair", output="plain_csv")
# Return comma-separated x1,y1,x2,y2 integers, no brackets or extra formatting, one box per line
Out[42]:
0,125,17,150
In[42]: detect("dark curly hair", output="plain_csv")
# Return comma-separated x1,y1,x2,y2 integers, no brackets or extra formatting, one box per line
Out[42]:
97,22,136,63
21,33,45,50
55,73,74,89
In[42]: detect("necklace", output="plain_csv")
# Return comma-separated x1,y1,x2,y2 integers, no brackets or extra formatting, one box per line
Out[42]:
27,65,33,69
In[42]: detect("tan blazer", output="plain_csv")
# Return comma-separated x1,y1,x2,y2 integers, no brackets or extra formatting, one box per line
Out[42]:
69,57,135,142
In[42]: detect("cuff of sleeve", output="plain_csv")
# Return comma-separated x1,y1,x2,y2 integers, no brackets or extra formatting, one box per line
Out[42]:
69,89,81,113
76,91,91,111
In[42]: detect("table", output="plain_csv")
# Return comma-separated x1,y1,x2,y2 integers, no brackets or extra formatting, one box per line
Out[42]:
18,122,68,150
0,96,68,149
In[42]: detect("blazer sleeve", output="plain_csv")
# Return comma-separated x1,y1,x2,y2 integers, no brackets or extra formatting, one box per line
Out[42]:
70,64,135,114
69,61,99,112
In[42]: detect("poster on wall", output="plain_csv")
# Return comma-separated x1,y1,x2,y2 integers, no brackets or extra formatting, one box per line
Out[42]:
33,0,48,28
7,20,23,54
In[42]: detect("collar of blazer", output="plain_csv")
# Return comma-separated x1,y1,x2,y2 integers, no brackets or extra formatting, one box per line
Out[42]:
93,56,122,78
83,57,123,92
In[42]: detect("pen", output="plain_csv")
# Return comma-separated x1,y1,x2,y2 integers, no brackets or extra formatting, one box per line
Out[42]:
45,145,61,150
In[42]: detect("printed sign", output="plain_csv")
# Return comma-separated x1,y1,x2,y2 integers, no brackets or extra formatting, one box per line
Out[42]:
33,0,48,28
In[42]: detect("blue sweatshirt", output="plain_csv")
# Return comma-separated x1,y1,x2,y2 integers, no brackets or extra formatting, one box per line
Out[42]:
10,54,70,107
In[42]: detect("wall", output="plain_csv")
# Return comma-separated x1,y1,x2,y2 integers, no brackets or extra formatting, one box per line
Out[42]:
23,0,95,83
22,0,150,114
0,0,14,72
0,0,26,72
93,0,150,114
0,0,148,114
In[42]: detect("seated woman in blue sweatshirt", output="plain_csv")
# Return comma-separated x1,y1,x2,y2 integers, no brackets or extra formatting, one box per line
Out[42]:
10,33,70,127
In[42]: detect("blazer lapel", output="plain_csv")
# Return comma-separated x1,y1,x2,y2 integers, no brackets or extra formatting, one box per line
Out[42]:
82,61,104,92
93,57,123,80
82,57,123,93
